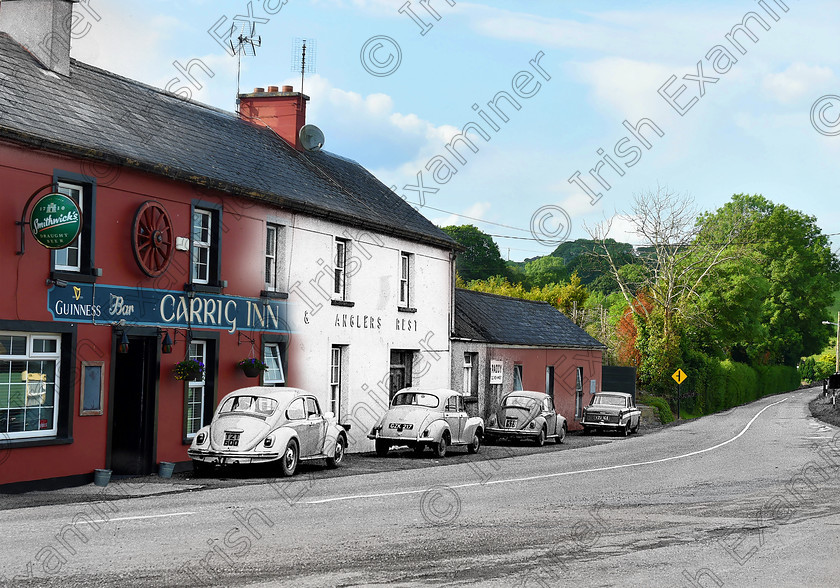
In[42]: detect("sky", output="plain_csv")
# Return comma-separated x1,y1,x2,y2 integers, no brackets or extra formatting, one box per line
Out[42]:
64,0,840,262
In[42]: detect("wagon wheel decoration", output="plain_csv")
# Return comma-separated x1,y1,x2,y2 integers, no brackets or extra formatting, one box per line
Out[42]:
131,200,174,277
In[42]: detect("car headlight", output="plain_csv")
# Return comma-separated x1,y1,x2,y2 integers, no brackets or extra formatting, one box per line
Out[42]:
488,415,497,426
196,432,206,445
264,436,274,448
529,422,535,429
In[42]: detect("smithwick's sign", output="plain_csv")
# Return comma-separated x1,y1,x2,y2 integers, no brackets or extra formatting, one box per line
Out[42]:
48,283,289,334
30,193,82,249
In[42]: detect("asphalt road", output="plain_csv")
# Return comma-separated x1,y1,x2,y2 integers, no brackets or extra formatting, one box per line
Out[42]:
2,388,839,587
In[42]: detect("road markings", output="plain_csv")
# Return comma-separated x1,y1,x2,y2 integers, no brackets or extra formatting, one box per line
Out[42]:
306,397,789,505
88,512,196,524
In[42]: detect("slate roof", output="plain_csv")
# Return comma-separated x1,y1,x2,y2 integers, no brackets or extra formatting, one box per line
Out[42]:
0,33,456,250
454,289,606,349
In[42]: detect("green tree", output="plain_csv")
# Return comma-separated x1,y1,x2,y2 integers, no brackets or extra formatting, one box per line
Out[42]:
441,224,508,282
524,256,569,288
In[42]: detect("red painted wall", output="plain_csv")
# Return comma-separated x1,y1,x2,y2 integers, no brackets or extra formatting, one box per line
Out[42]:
488,347,602,431
0,140,289,485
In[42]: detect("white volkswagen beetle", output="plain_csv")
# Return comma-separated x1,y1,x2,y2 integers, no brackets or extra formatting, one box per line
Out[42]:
368,388,484,457
188,387,349,476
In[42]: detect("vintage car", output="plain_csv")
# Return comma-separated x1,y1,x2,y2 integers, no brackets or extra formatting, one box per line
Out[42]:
581,391,641,435
188,387,350,476
367,388,484,457
485,391,567,445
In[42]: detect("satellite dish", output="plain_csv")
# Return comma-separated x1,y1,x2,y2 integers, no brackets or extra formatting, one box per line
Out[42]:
299,124,325,152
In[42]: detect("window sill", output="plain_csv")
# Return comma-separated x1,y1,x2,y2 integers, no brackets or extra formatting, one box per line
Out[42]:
331,300,355,308
188,283,224,295
51,271,98,284
260,290,289,300
5,436,73,449
398,306,417,313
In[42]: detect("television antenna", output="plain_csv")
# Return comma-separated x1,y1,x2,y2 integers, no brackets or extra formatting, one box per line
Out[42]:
231,21,262,112
291,38,316,96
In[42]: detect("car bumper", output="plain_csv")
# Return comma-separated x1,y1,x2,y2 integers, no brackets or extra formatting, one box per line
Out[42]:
581,419,625,429
485,426,540,439
367,433,435,444
188,449,281,464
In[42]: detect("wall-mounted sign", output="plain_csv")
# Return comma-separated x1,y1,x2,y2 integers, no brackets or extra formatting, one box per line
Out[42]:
47,282,289,334
29,193,82,249
490,360,503,385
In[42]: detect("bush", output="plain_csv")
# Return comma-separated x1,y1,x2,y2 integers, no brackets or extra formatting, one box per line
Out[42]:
638,394,674,424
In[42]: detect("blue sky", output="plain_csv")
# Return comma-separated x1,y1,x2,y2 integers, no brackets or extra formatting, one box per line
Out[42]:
69,0,840,261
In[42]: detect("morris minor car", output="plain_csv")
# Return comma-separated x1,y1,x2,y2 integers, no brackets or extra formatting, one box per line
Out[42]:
188,387,350,476
368,388,484,457
581,391,641,436
485,391,567,446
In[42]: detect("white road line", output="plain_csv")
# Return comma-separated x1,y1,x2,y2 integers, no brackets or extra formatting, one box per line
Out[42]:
89,511,195,524
306,397,789,505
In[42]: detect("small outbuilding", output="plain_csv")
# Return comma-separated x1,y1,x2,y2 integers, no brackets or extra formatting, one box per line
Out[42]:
451,289,606,430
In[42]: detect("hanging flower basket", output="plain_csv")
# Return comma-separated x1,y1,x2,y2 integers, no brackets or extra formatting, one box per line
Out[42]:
173,359,205,381
238,358,269,378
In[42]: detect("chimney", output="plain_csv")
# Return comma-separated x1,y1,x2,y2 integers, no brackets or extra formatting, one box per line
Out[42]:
0,0,78,77
238,85,309,150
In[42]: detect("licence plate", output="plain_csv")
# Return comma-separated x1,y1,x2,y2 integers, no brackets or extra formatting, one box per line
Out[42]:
389,423,413,430
505,418,517,428
224,432,240,446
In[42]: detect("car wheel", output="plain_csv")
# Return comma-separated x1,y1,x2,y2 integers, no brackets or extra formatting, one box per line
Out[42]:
192,459,210,476
535,428,546,447
413,443,425,455
622,422,630,437
280,440,299,477
326,435,346,468
467,432,481,454
556,423,567,444
432,434,448,458
630,419,639,434
375,440,389,456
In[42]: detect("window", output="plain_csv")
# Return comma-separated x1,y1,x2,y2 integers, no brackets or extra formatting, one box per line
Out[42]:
330,346,342,417
513,364,523,391
286,398,305,421
265,223,286,292
191,203,222,287
389,350,414,399
51,173,96,276
546,366,555,398
463,352,478,396
334,238,347,299
0,333,61,439
263,343,285,386
306,397,320,418
185,340,207,437
399,253,411,307
575,366,584,419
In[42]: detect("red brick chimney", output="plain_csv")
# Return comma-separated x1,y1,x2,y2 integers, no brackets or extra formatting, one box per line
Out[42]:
238,85,309,150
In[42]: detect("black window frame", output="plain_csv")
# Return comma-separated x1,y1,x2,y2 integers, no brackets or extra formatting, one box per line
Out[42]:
181,332,219,444
190,200,223,290
50,169,97,282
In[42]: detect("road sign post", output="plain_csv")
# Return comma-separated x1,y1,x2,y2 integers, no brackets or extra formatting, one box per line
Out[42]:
672,369,687,421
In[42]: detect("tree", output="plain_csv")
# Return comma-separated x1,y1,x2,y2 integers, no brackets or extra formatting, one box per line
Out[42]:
555,272,589,318
524,256,569,288
441,224,507,282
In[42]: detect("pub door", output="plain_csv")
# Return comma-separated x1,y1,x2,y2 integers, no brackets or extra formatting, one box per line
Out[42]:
110,335,158,475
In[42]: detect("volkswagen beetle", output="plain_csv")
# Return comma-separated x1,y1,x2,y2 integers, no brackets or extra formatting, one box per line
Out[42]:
188,387,350,476
485,391,567,446
581,391,641,436
367,388,484,457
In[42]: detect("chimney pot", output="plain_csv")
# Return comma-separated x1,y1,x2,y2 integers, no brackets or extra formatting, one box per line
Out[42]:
282,85,294,93
254,87,265,93
267,85,279,93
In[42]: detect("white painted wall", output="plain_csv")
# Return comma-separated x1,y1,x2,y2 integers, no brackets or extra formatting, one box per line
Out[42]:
283,213,453,452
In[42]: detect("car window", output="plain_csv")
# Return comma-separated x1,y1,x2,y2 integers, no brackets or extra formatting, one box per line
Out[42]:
220,395,278,416
445,396,460,412
592,395,626,407
286,398,306,420
503,396,538,410
306,397,320,418
392,392,439,408
543,397,554,412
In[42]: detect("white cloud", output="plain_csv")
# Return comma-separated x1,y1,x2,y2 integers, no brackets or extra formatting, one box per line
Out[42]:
762,63,836,104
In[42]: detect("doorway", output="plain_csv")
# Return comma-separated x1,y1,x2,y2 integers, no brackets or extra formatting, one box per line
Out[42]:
110,334,158,475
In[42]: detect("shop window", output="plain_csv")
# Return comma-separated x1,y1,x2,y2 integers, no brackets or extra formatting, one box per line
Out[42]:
263,342,286,386
389,350,414,399
191,202,222,287
334,238,348,300
513,364,524,391
0,333,61,439
265,223,286,293
463,352,478,396
51,172,96,278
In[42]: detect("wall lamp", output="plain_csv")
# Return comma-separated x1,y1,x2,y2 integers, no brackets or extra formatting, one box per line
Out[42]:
158,328,190,354
117,331,130,354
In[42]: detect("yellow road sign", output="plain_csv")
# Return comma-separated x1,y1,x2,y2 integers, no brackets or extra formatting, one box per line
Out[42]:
672,369,687,384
